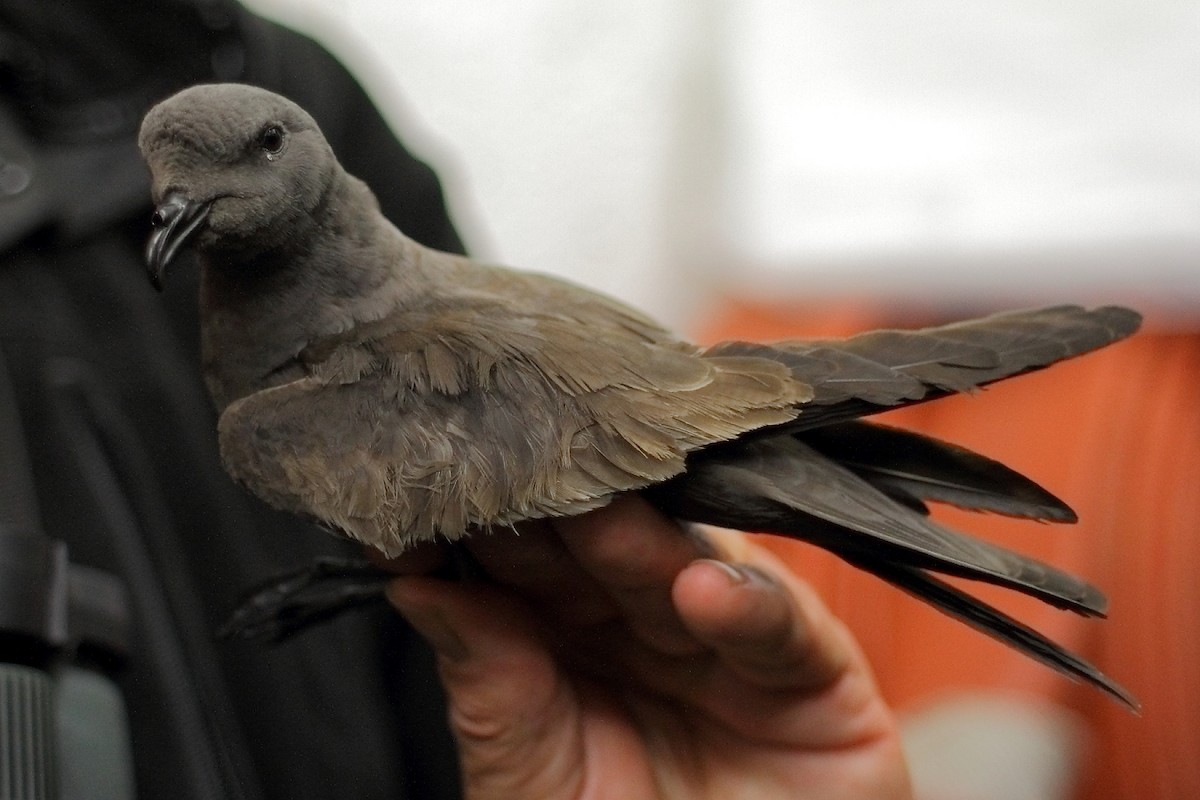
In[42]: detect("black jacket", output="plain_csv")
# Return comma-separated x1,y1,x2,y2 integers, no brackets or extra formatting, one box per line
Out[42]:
1,3,462,798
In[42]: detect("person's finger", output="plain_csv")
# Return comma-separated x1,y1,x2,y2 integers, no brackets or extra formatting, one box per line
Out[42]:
553,496,714,656
590,552,850,706
464,520,620,626
385,576,587,800
673,557,850,692
368,538,450,575
669,540,894,749
575,528,887,747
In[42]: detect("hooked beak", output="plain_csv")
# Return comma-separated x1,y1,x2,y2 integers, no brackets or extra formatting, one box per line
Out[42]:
145,193,212,291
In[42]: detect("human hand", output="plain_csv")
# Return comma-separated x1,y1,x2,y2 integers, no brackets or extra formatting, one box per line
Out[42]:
383,495,912,800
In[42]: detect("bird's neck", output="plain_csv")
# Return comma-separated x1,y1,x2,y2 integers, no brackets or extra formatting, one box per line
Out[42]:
198,170,439,412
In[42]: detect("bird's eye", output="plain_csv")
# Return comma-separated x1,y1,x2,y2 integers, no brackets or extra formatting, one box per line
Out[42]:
259,125,286,157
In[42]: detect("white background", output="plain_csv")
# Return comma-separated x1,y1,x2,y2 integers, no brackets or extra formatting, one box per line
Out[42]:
245,0,1200,331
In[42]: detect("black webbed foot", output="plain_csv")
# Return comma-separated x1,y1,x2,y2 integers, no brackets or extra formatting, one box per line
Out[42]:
219,557,392,642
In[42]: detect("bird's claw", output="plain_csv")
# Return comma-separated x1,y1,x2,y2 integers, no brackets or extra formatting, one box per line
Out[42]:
219,556,392,642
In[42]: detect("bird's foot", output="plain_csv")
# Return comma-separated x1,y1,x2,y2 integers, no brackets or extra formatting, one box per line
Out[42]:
218,557,392,642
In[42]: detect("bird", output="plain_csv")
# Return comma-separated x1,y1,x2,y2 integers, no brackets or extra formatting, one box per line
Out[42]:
139,82,1140,708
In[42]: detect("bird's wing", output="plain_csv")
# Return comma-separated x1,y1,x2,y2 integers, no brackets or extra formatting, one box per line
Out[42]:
842,557,1137,709
706,305,1141,430
645,435,1105,615
643,433,1139,705
218,284,807,553
799,420,1077,521
217,369,606,555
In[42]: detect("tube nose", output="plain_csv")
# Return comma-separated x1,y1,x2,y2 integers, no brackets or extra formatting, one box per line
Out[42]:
145,193,211,290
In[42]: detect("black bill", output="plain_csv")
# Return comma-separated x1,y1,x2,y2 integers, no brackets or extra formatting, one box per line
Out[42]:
145,193,211,290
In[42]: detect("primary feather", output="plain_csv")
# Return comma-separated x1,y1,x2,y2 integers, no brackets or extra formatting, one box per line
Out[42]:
801,421,1078,521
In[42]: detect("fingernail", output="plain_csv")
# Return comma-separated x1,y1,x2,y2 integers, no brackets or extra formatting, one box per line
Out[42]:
387,582,470,661
682,523,721,559
698,559,749,585
699,560,780,590
735,565,778,589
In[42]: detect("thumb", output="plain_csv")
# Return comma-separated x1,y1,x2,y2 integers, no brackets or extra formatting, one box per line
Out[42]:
386,577,584,799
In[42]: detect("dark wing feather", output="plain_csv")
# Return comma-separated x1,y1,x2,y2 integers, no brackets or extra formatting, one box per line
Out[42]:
705,305,1141,431
640,433,1134,700
644,436,1105,615
220,274,809,554
800,421,1077,522
840,557,1138,711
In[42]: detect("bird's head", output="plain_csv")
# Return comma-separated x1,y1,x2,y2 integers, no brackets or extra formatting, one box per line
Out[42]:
139,83,338,289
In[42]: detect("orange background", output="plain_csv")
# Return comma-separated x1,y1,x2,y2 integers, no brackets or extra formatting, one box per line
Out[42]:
701,298,1200,800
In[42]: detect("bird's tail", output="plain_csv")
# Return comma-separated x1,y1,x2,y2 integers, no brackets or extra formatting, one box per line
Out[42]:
643,427,1135,706
843,555,1138,710
800,420,1079,522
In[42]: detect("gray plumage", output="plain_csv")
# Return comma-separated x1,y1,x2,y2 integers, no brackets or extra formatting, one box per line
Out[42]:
139,83,1141,707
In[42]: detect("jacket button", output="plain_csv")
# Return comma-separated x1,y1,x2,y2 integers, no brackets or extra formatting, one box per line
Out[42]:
0,156,32,197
